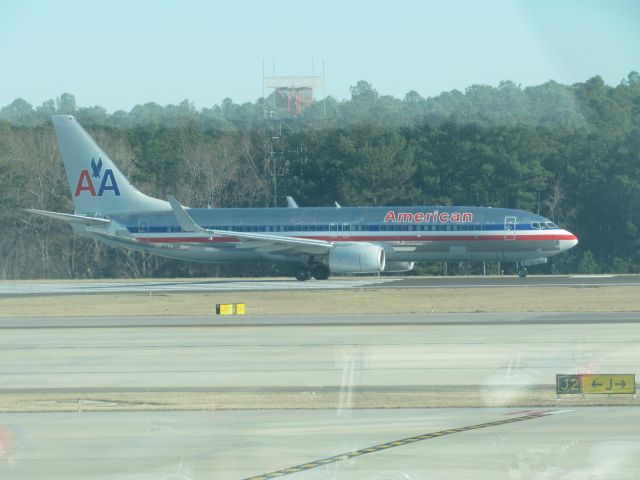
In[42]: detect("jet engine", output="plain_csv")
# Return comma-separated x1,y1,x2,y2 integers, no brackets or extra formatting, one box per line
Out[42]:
328,243,386,273
383,261,415,273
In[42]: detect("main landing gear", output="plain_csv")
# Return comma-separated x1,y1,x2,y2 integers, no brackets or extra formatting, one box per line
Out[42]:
517,266,528,278
295,264,330,281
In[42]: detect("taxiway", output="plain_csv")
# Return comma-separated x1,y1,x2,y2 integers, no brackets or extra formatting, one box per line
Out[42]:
0,312,638,479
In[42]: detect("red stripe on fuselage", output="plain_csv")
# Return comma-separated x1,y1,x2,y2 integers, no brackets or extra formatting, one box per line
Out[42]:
136,234,577,243
138,237,240,243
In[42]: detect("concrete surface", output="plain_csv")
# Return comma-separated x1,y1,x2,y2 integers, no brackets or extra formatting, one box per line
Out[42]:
1,408,639,479
1,312,639,479
0,313,638,391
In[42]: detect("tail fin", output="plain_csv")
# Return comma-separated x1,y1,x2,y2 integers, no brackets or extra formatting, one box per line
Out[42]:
52,115,169,215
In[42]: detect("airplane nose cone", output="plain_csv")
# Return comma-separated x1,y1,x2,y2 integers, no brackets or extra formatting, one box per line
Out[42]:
560,230,578,250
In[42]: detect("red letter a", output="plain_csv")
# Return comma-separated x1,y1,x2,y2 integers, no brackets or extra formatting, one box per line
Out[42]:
74,170,96,196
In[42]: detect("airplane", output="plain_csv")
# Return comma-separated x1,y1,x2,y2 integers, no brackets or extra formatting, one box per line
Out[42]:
27,115,578,281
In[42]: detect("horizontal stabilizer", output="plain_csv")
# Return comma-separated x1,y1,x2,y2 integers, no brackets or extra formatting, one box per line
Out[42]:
25,209,111,226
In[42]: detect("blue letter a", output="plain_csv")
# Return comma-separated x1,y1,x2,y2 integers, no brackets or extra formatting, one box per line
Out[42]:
98,169,121,196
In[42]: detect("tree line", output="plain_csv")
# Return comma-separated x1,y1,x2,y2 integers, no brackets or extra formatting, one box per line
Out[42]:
1,72,639,278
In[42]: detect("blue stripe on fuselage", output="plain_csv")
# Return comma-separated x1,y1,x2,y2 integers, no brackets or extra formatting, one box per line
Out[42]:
126,223,546,234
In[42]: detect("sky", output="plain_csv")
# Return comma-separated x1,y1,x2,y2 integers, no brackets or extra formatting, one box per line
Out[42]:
1,0,638,112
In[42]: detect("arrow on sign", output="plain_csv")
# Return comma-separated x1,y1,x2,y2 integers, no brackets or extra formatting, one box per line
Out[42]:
615,380,626,388
592,380,602,388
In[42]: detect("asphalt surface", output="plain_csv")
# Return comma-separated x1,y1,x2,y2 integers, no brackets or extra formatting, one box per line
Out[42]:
1,274,640,296
1,312,640,329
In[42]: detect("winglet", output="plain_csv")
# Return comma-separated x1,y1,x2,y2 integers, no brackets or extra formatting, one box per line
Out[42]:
167,195,206,233
286,196,299,208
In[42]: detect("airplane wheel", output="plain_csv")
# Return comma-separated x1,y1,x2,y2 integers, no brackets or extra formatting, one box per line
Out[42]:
312,265,330,280
517,267,528,278
295,266,311,281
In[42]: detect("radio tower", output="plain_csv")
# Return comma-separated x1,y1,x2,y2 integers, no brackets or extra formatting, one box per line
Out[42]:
262,60,325,206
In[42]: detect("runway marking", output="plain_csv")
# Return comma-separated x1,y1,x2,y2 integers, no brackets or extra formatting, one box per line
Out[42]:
569,275,615,278
504,409,553,416
243,412,559,479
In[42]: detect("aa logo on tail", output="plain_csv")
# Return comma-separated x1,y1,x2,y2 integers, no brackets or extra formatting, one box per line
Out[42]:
74,157,121,197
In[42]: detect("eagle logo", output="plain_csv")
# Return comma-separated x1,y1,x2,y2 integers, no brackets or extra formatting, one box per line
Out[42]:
90,157,103,179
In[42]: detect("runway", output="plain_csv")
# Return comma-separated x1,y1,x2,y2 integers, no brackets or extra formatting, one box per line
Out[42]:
1,312,638,478
389,274,640,288
0,278,390,296
1,274,640,296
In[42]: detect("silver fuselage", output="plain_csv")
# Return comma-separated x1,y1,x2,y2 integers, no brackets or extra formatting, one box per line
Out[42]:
77,205,578,266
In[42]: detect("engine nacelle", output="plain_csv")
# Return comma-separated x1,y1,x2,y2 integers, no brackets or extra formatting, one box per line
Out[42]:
383,261,415,273
328,243,386,273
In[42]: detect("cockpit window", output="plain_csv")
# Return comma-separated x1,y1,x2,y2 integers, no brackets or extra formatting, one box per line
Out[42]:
532,221,558,230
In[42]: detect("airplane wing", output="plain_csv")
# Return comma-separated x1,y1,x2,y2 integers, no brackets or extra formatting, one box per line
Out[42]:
25,209,111,226
167,196,333,254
